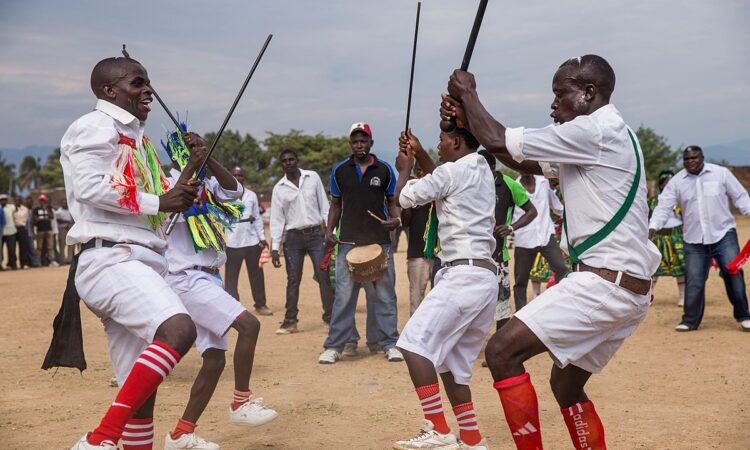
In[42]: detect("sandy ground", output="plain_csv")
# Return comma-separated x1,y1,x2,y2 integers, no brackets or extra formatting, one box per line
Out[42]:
2,218,750,450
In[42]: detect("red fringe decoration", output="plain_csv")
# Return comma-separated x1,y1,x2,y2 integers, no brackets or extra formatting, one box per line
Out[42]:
728,238,750,275
113,134,141,214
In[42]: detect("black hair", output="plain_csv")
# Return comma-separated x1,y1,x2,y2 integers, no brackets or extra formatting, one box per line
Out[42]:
279,148,298,159
683,145,703,155
448,127,480,151
90,56,143,97
558,54,616,100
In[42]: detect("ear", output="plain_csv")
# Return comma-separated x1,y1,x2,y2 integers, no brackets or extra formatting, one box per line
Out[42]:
451,135,461,151
101,84,117,101
583,83,597,102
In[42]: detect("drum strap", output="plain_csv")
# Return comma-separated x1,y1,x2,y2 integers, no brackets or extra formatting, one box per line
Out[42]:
563,128,641,264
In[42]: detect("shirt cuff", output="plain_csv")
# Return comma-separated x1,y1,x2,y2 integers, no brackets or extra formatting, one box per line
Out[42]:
505,127,526,163
538,162,559,179
398,179,419,209
138,192,160,216
271,240,280,251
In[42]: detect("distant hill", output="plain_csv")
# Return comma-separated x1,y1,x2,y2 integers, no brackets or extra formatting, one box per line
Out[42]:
704,139,750,166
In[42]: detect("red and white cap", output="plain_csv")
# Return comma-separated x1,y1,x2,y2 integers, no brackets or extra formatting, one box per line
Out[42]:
38,193,48,202
349,122,372,138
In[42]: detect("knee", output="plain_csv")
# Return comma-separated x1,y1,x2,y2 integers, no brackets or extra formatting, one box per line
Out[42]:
484,332,517,376
201,349,226,374
155,313,197,356
235,311,261,337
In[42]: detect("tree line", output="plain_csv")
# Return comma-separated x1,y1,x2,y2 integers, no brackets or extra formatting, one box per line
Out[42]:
0,126,683,195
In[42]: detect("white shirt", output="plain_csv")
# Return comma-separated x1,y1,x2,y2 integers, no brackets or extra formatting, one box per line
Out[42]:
3,205,17,236
505,104,660,278
54,207,74,227
60,99,164,250
399,152,496,262
512,175,563,248
649,163,750,244
13,204,29,227
226,188,265,248
165,169,243,271
269,169,329,251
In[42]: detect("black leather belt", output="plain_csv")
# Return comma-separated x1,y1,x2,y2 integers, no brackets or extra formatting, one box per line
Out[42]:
574,262,652,296
189,265,220,276
238,217,255,223
444,258,498,275
290,225,322,235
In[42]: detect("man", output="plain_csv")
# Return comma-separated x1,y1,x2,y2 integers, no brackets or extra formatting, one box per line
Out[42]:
33,193,58,267
650,146,750,332
13,196,32,269
164,133,277,450
400,164,433,315
392,127,497,450
512,173,568,311
224,167,271,316
441,54,660,449
477,150,537,329
648,170,686,306
318,122,402,364
60,56,201,450
55,199,75,264
270,148,334,332
24,196,41,267
1,194,17,270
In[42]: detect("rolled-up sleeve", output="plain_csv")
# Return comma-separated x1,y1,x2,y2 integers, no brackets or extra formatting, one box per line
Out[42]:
206,176,243,202
504,117,601,166
399,165,453,209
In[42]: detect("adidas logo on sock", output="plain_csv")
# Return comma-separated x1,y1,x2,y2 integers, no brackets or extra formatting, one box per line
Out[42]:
512,422,538,436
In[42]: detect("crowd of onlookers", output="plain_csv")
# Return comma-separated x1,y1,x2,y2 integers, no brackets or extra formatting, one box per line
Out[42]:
0,193,77,270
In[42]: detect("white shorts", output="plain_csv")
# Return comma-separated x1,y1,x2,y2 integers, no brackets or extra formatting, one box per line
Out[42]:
75,244,188,384
515,271,651,374
397,265,498,385
166,270,246,355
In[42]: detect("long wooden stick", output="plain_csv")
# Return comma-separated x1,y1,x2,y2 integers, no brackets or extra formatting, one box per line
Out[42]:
404,2,421,134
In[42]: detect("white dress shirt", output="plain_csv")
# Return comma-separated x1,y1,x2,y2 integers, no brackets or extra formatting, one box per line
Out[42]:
269,169,329,251
60,99,164,250
165,169,243,271
13,205,29,228
512,175,563,248
650,163,750,244
505,104,660,278
3,205,17,236
400,152,496,262
226,188,265,248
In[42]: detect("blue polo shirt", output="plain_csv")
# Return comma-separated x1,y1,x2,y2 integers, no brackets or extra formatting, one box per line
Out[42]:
330,153,396,245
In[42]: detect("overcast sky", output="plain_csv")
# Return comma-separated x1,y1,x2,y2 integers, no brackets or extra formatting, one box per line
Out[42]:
1,0,748,161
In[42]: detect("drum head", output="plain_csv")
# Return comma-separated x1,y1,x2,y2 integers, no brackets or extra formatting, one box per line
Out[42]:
346,244,383,264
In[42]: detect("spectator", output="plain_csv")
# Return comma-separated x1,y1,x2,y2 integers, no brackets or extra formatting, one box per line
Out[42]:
224,167,271,315
33,194,58,267
648,170,686,306
1,194,17,270
400,165,434,315
54,199,75,264
13,196,32,269
24,197,41,267
270,149,334,332
650,146,750,332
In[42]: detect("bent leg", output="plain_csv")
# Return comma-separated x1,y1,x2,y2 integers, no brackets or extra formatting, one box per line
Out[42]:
180,348,226,424
551,364,606,450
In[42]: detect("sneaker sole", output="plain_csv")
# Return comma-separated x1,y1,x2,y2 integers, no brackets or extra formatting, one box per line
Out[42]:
230,411,279,427
275,329,298,335
393,443,460,450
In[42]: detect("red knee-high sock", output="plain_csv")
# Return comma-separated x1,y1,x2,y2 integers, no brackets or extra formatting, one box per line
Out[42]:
561,401,606,450
88,341,180,445
415,384,450,434
453,402,482,446
493,372,543,450
122,418,154,450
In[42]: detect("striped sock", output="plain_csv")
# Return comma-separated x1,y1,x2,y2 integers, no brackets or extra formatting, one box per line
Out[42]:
415,384,449,434
88,341,180,445
562,401,606,450
453,402,482,446
170,418,197,440
122,418,154,450
232,389,252,410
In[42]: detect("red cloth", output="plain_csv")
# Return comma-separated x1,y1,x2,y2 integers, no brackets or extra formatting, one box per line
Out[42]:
453,401,482,446
728,238,750,275
416,383,450,434
89,341,180,445
170,418,196,440
122,417,154,450
493,372,543,449
561,401,607,450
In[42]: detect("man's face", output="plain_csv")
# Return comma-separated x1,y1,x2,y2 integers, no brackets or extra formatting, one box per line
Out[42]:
14,197,21,206
683,150,704,175
550,66,589,124
349,131,373,159
436,132,452,163
24,198,32,208
107,63,153,121
232,169,245,184
0,199,6,207
280,153,299,174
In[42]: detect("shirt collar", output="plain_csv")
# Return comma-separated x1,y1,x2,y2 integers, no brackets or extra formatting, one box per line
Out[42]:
281,169,310,187
95,99,141,127
680,163,712,179
347,154,380,167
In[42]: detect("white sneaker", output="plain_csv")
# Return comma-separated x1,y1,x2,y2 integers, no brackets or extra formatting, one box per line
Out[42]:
393,420,459,449
740,319,750,332
164,432,219,450
342,342,358,357
318,349,341,364
108,376,119,387
458,438,489,449
50,261,60,267
229,397,279,426
70,435,118,450
385,347,404,362
675,323,693,332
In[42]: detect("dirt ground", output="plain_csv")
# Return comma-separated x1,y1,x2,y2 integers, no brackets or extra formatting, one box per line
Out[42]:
1,218,749,450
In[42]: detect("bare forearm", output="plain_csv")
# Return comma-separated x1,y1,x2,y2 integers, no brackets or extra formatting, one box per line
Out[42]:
414,150,436,175
495,152,544,176
511,205,537,230
207,157,239,190
462,91,507,153
327,201,342,232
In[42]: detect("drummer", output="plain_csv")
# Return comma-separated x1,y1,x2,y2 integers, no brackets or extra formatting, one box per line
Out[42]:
318,122,404,364
392,127,497,449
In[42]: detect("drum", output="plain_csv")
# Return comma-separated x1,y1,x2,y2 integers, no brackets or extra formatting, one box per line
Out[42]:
345,244,388,283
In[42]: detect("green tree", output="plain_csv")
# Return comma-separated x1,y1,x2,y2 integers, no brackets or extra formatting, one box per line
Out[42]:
264,130,350,187
17,155,43,191
41,147,65,188
636,126,680,181
0,153,15,195
204,130,272,188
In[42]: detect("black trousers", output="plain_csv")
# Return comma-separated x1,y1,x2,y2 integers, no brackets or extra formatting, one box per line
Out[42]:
513,236,568,311
225,244,268,308
16,227,32,267
2,233,17,269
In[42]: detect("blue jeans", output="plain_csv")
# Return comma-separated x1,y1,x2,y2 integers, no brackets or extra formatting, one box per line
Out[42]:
324,243,399,352
283,229,334,323
682,228,750,328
